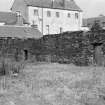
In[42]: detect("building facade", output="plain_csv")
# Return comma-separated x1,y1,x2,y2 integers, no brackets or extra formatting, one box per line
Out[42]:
0,12,43,39
11,0,83,35
83,15,105,30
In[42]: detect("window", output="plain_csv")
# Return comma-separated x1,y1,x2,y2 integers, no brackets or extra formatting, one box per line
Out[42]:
32,20,38,28
102,22,105,27
32,20,35,25
75,13,79,19
16,11,21,16
87,23,91,27
34,9,38,16
68,13,71,18
47,11,51,17
95,20,100,23
56,12,60,18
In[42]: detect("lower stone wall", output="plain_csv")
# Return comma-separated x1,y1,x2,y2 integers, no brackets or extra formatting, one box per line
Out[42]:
0,30,105,66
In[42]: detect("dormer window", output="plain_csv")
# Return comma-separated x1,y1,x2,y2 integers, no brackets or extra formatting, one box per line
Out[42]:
34,9,38,16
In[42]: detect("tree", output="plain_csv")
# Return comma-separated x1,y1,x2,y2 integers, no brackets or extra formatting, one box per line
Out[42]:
91,21,102,32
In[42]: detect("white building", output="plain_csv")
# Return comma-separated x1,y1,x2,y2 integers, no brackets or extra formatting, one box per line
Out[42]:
11,0,83,35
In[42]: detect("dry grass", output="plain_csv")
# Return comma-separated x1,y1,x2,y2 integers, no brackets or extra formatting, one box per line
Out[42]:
0,63,105,105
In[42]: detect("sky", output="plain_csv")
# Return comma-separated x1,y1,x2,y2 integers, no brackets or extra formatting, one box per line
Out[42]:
0,0,105,18
76,0,105,18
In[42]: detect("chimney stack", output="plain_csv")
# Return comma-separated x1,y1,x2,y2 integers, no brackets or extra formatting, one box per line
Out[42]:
51,0,54,8
61,0,65,8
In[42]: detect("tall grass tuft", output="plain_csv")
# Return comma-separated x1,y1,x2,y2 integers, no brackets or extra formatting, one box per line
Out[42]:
0,58,25,77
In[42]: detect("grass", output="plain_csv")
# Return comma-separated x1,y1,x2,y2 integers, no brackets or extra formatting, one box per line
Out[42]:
0,63,105,105
0,58,25,76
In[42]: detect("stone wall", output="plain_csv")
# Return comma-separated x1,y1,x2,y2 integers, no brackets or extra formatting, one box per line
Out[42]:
1,30,105,66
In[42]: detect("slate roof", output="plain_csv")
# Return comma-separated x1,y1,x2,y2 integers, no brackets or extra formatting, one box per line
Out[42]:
0,12,17,25
0,11,29,25
24,0,82,12
0,26,42,39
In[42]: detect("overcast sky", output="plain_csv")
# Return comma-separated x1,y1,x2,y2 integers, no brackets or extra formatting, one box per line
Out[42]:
0,0,105,18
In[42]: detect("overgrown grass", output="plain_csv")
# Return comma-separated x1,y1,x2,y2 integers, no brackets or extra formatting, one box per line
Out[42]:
0,58,25,76
0,63,105,105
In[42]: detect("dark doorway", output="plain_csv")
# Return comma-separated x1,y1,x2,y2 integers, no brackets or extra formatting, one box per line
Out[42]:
24,49,28,60
14,48,19,61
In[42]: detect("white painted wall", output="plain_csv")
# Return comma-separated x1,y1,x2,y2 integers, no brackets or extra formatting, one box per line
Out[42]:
0,23,5,26
28,7,43,33
28,6,82,35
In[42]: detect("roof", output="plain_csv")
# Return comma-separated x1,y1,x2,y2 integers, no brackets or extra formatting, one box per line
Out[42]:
0,11,29,25
24,0,82,12
83,16,105,27
0,26,42,39
0,12,17,25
